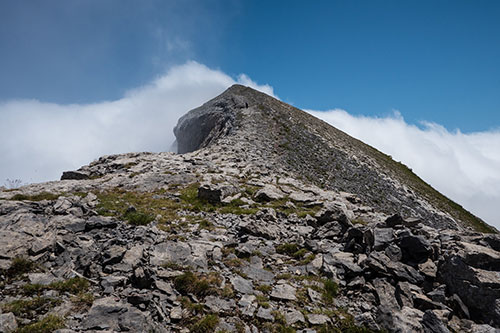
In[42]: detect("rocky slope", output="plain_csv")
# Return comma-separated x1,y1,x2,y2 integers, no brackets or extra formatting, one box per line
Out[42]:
0,85,499,333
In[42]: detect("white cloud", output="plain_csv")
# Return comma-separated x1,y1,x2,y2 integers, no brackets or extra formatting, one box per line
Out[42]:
307,109,500,229
0,61,273,185
1,60,498,229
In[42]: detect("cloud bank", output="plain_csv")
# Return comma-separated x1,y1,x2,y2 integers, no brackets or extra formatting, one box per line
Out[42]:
0,61,273,185
307,109,500,228
1,60,498,228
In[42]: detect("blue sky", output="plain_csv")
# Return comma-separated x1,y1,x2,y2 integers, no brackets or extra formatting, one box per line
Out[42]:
1,1,500,227
1,0,499,132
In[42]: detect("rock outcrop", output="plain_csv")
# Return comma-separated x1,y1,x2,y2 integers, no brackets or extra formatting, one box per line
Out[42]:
0,85,498,332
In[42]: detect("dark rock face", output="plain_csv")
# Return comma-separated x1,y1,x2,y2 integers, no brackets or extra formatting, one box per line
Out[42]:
174,88,249,153
61,170,89,180
1,85,499,332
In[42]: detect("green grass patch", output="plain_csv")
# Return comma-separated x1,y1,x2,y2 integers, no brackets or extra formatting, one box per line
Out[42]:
4,257,36,280
173,271,221,298
322,279,339,304
15,314,65,333
2,297,61,317
23,277,89,295
255,294,270,308
276,243,309,260
255,284,272,293
190,314,219,333
71,292,94,310
179,296,204,314
9,192,61,201
124,210,154,226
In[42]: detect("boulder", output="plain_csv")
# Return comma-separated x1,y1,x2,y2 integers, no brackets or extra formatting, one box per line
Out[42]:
0,313,18,333
398,233,433,264
198,182,239,204
61,170,89,180
270,284,297,301
439,254,500,326
254,185,286,201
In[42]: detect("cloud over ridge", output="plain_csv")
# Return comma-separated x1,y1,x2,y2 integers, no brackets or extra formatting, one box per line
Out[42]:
0,60,498,228
0,61,273,184
307,109,500,228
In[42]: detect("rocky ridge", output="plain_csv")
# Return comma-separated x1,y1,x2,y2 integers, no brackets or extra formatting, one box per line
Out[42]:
0,85,499,333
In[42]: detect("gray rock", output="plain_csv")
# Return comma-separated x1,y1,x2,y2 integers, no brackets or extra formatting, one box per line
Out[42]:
170,306,183,321
373,228,394,251
0,313,18,333
254,185,285,201
118,306,150,331
285,308,305,325
231,275,254,294
204,296,235,313
458,242,500,271
61,171,90,180
418,259,437,278
385,214,404,228
28,272,58,285
422,310,450,333
373,278,400,311
307,314,329,325
103,245,126,265
81,297,127,330
398,234,433,264
314,202,351,227
150,241,191,266
385,244,402,261
238,295,257,317
198,182,239,204
307,288,322,303
440,254,500,325
241,266,274,282
323,251,362,275
29,237,53,255
256,307,274,321
155,280,174,294
391,306,425,332
239,220,280,240
271,284,297,301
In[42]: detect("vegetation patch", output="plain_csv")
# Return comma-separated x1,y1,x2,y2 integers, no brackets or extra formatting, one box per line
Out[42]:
179,296,204,314
15,314,65,333
173,271,222,298
322,279,339,304
23,277,89,295
123,210,154,226
4,257,36,280
276,243,309,260
162,261,188,271
71,292,94,310
9,192,61,201
2,297,61,318
190,314,219,333
255,294,270,308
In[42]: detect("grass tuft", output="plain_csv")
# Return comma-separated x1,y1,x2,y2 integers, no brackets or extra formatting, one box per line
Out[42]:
190,314,219,333
15,314,65,333
173,271,221,297
10,192,60,201
23,277,89,295
5,257,35,279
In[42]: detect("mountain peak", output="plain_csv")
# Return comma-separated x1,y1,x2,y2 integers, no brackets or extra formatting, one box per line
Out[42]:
174,85,493,233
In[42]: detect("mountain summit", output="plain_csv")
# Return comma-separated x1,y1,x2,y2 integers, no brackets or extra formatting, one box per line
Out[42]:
175,84,492,233
0,85,499,332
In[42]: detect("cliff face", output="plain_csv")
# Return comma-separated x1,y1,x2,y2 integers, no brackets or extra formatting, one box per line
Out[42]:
0,85,499,333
